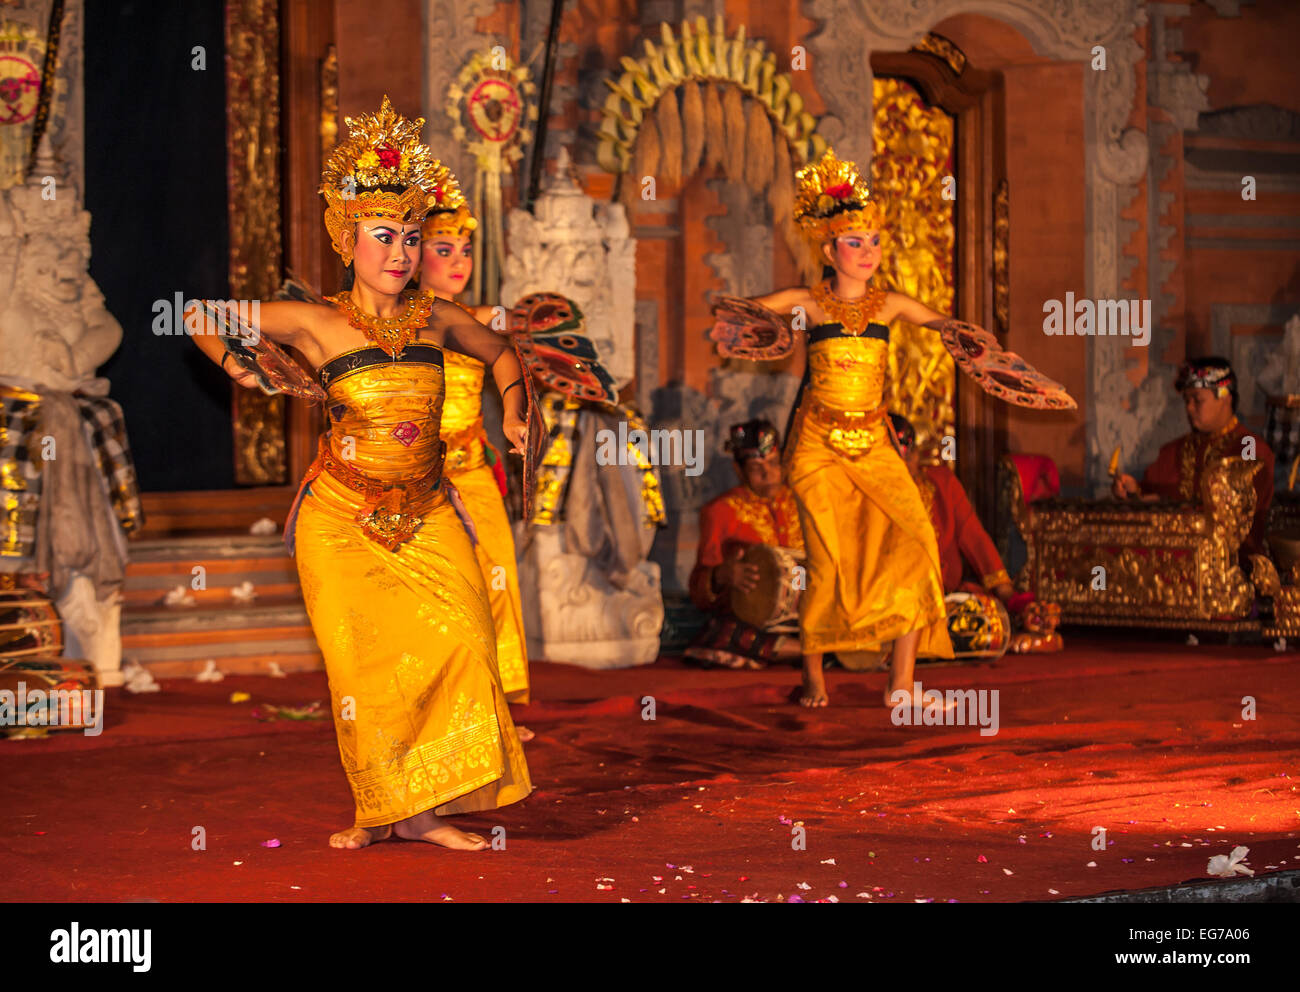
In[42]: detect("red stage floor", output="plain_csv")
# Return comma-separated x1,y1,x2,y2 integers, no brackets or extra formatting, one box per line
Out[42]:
3,636,1298,903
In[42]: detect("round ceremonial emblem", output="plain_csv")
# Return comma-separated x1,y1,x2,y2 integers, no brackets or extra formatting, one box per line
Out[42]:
466,76,522,145
0,54,40,125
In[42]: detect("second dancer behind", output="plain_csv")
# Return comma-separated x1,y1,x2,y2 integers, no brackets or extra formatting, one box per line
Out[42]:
418,178,534,741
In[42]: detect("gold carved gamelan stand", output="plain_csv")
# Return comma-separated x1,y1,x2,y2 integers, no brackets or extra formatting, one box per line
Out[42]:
1004,455,1261,632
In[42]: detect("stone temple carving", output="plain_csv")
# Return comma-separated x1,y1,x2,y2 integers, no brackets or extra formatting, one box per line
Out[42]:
0,136,131,686
501,148,637,387
502,148,660,667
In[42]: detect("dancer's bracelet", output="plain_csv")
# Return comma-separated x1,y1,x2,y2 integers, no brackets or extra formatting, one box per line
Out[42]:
502,376,525,400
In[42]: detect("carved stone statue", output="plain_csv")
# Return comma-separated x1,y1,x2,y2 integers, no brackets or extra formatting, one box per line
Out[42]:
501,148,637,386
503,149,659,667
0,137,131,686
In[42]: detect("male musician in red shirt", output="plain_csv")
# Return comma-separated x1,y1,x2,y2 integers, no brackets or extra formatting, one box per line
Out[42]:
1111,357,1273,557
685,419,805,668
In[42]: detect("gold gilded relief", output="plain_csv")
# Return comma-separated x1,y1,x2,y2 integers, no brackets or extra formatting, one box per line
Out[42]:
871,77,955,461
226,0,287,485
1011,456,1260,627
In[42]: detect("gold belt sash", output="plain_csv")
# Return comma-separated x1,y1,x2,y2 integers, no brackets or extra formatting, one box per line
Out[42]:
806,400,890,458
314,434,446,551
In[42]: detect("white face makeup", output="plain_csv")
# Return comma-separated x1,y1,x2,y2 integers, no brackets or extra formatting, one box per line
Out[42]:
824,228,883,282
353,220,422,293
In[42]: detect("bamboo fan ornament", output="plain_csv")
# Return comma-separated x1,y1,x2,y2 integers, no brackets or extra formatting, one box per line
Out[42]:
681,80,705,176
722,84,746,183
745,99,774,190
656,89,683,190
596,18,830,264
446,49,537,305
704,83,725,169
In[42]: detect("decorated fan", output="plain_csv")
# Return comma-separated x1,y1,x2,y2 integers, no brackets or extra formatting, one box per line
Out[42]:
708,295,795,361
509,293,618,406
204,300,325,403
928,319,1076,411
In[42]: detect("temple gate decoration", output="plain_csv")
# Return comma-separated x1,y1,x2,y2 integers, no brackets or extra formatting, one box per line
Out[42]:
446,48,537,305
596,16,828,267
225,0,286,485
871,75,955,464
0,20,45,189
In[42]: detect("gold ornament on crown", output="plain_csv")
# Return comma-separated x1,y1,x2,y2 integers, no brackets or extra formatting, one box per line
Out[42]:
421,164,478,241
319,95,441,264
793,149,887,268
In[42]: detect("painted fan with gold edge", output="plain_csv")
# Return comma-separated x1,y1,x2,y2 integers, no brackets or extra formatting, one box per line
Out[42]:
204,299,325,403
926,318,1076,411
708,295,795,361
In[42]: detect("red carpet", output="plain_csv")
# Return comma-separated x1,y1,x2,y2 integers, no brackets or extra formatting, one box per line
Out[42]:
3,636,1298,903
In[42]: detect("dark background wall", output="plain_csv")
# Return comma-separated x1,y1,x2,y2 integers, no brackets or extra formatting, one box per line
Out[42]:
86,0,234,491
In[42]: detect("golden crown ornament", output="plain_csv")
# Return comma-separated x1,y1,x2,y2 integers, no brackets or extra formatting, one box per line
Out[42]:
420,163,478,241
793,149,887,257
319,96,442,265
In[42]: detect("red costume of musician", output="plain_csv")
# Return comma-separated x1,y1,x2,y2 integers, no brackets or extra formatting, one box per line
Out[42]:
1114,357,1274,557
686,420,805,669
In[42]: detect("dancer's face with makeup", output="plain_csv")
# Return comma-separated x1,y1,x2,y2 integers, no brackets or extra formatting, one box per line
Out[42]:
352,219,421,294
419,233,473,295
823,228,883,282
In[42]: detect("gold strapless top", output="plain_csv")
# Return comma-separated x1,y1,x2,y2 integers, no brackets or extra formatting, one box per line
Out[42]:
320,344,446,483
441,348,485,435
807,333,889,412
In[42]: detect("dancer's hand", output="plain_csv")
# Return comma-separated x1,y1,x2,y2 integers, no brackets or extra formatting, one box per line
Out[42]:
503,416,528,456
222,353,261,390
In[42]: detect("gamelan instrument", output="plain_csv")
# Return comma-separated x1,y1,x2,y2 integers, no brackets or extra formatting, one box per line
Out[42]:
729,544,805,632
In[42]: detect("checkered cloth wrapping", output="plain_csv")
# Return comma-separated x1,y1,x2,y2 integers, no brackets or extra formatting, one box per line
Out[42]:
0,390,44,559
74,394,144,535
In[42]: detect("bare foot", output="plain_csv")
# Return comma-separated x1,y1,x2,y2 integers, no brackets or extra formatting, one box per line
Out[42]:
516,725,536,743
800,659,828,707
884,685,961,712
392,809,489,850
329,823,392,850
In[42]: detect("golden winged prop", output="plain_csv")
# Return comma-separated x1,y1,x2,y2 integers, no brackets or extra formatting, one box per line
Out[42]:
708,295,1076,411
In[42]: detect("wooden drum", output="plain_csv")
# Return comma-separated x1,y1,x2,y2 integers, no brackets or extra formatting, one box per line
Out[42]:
730,544,805,632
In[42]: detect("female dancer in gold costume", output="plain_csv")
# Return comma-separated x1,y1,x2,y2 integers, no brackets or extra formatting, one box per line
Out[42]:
747,152,955,708
192,98,531,850
416,184,532,739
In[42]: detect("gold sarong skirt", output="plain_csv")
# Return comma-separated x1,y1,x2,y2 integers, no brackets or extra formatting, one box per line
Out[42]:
295,467,532,827
788,409,954,658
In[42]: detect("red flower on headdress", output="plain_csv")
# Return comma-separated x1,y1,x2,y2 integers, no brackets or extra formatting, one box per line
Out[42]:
376,143,400,170
825,182,853,200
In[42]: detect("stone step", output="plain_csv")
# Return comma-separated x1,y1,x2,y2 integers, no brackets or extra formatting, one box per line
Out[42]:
124,533,302,608
122,533,320,677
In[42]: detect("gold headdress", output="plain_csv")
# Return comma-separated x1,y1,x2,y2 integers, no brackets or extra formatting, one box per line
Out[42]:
420,165,478,241
319,96,441,264
793,149,886,255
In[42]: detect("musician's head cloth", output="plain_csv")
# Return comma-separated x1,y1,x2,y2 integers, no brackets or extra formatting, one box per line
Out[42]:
726,419,781,463
1175,356,1237,411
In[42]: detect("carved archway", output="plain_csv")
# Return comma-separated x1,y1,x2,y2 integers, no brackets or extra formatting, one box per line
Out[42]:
597,16,829,264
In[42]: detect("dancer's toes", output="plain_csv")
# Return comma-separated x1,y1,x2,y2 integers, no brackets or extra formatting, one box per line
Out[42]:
329,824,391,850
800,679,829,707
393,812,490,850
516,725,536,743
